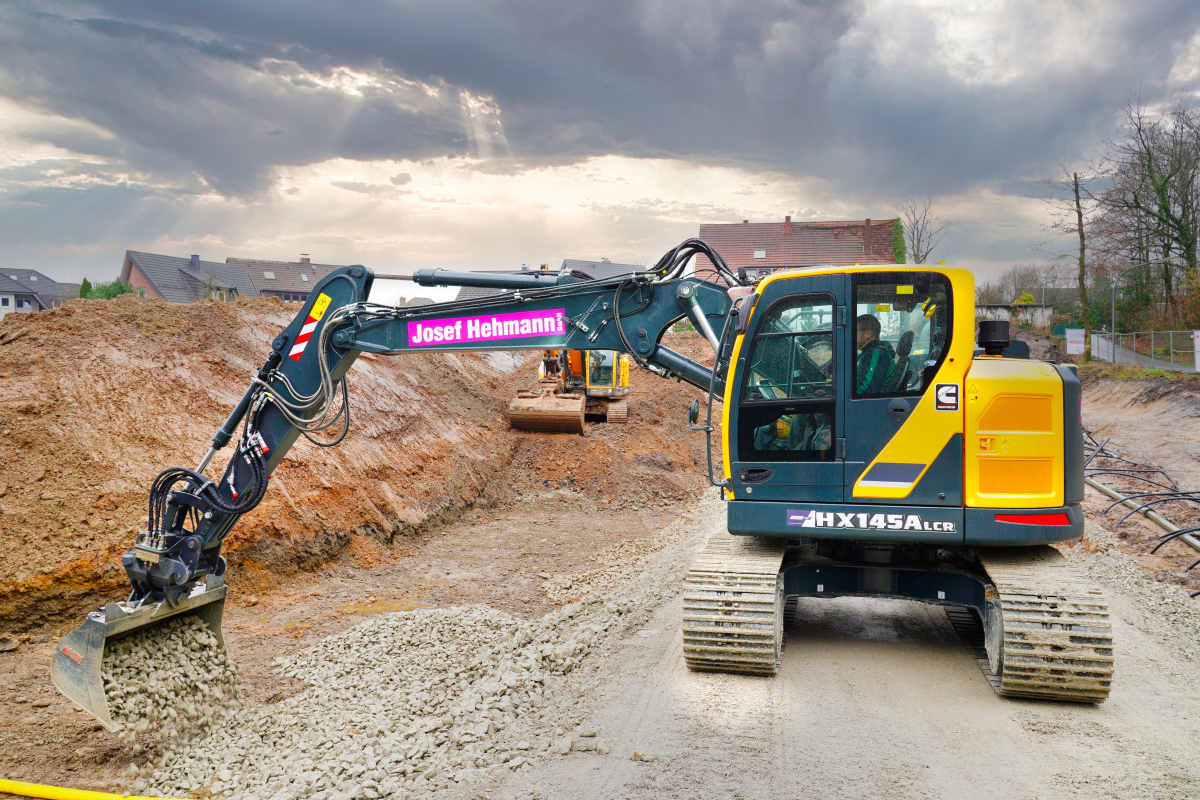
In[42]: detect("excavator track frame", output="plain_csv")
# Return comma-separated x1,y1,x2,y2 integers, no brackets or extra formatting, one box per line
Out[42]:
682,531,787,675
683,538,1113,703
975,546,1113,703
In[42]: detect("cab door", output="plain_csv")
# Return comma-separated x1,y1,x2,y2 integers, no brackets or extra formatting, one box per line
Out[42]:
843,271,958,504
727,275,845,503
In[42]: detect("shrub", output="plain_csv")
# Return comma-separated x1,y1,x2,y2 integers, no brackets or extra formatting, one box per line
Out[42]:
80,279,142,299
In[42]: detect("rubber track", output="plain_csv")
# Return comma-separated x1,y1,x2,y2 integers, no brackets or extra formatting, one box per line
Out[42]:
682,531,787,675
605,398,628,423
945,607,1001,692
976,546,1114,704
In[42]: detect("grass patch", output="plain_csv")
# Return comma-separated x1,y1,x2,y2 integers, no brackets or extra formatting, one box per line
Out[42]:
1077,362,1185,382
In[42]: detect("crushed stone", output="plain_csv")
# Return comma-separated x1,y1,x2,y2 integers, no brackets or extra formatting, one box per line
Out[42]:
102,614,242,782
540,530,684,603
140,597,632,798
1071,521,1200,668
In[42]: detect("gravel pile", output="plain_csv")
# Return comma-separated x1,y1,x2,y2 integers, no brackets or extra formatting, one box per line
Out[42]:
541,531,682,603
142,595,631,799
1073,522,1200,668
102,615,242,777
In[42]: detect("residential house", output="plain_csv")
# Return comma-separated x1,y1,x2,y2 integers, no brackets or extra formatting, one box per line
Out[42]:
121,252,259,302
697,217,899,277
454,259,643,301
226,256,343,303
0,269,81,320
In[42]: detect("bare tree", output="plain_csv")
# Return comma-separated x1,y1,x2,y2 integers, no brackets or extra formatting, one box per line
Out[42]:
1094,100,1200,326
1043,167,1099,358
897,197,949,264
976,263,1063,308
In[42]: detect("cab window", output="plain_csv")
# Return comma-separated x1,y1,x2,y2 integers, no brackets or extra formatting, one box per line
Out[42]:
853,273,952,398
588,350,615,387
742,297,833,402
738,295,835,462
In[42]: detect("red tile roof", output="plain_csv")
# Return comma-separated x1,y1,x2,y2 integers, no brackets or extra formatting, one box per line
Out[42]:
697,218,898,273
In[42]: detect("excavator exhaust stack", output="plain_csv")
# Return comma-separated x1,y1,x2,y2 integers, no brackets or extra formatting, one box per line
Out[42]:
51,575,227,731
506,382,586,434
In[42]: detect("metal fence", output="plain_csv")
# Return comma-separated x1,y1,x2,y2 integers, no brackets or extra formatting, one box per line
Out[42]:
1091,331,1198,373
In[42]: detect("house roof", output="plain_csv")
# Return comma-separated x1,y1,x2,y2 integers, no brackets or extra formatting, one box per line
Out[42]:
226,258,344,295
0,275,34,294
1,268,73,306
697,218,898,273
453,259,644,301
123,251,260,303
560,259,644,280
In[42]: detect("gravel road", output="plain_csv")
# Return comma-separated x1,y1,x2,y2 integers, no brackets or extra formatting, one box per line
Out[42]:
462,496,1200,800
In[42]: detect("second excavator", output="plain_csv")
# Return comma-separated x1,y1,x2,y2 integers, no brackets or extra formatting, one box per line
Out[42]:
507,347,631,433
53,237,1113,731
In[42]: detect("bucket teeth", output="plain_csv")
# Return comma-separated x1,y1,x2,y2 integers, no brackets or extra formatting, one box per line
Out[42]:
682,531,787,676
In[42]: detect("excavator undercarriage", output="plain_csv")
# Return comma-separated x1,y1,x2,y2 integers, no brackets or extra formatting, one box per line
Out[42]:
683,535,1113,702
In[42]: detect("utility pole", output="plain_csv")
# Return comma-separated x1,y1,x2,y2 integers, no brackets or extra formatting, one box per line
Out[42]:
1074,173,1091,361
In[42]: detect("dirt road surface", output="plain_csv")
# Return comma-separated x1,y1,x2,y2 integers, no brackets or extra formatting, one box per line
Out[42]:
471,496,1200,800
4,304,1200,800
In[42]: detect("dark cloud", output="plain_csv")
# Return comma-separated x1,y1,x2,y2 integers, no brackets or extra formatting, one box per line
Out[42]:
2,0,1200,285
4,0,1196,201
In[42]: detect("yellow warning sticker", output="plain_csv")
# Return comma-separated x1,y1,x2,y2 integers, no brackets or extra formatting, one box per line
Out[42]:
875,304,891,313
310,293,332,321
896,285,913,294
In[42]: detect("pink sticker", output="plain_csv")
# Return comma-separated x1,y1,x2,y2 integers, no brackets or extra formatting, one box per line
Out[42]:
408,308,567,347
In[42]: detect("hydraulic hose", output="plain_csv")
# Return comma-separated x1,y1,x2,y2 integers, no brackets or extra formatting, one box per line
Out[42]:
0,778,182,800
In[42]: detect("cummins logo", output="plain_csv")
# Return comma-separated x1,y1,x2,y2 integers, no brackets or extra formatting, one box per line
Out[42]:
935,383,959,411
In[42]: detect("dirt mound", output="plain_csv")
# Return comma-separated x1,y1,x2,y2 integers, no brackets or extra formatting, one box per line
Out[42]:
1010,329,1065,362
0,298,714,630
1080,374,1200,595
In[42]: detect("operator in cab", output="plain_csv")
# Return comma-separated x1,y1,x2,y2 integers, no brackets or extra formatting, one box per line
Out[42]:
856,313,895,394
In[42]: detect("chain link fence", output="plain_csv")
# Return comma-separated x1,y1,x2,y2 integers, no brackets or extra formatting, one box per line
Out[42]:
1091,331,1199,373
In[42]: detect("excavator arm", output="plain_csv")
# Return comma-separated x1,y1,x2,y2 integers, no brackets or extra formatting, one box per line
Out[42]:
52,241,736,727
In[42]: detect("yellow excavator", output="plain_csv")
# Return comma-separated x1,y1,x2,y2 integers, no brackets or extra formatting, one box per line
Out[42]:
507,348,630,433
53,238,1114,732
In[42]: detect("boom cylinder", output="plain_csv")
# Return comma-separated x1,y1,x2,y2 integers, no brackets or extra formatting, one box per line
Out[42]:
411,269,567,290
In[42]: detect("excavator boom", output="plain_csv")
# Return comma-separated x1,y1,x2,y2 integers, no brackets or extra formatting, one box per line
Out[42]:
52,241,736,724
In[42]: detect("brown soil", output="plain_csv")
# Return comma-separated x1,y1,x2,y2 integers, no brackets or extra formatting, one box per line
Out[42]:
0,296,720,793
1010,328,1066,362
1080,374,1200,595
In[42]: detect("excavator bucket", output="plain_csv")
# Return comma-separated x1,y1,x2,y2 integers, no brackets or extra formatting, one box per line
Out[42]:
51,575,227,731
507,387,586,434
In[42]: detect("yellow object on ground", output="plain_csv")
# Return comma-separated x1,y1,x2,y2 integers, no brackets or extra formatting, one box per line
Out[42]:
0,778,182,800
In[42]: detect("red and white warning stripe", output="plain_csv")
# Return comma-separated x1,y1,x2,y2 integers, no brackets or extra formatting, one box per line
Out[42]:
289,292,332,361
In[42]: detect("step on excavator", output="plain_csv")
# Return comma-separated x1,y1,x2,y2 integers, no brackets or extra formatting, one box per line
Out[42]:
507,348,631,433
53,239,1113,730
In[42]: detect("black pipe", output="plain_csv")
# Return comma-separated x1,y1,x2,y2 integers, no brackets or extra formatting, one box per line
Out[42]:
650,346,723,395
411,268,568,290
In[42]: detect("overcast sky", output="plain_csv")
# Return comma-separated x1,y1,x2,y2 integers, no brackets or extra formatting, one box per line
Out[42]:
3,0,1200,287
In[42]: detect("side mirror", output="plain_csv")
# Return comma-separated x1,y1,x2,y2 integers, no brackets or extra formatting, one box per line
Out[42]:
688,399,700,426
732,295,754,335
